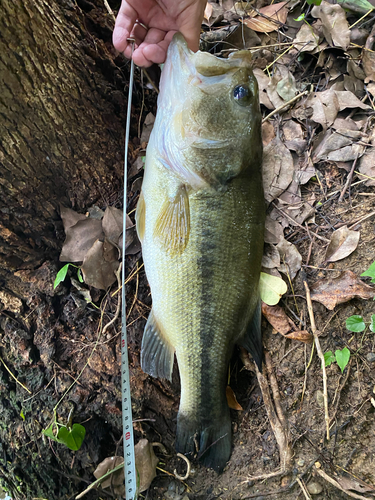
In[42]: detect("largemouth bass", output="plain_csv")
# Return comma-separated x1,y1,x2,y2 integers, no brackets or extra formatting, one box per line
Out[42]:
136,33,264,471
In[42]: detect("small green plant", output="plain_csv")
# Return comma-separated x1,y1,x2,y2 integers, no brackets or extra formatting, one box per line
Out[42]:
361,260,375,286
324,347,350,372
54,263,83,289
43,409,85,451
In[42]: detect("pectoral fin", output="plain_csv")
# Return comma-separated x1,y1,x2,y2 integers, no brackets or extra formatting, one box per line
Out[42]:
141,309,175,381
238,300,263,371
135,191,145,243
153,185,190,255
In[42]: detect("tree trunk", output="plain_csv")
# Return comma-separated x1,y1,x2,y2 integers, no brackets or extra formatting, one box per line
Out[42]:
0,2,176,499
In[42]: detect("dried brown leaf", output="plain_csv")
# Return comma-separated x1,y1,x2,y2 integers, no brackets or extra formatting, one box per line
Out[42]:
311,1,350,50
276,237,302,279
304,89,340,129
276,72,297,101
253,68,274,109
226,386,243,410
325,226,360,263
358,147,375,186
134,439,159,493
313,128,366,162
262,244,281,269
261,302,295,334
102,206,124,245
94,456,124,495
310,270,375,310
262,121,275,147
244,2,288,33
81,240,119,289
262,137,294,203
60,205,86,232
60,218,104,263
293,22,321,52
284,330,313,344
140,113,155,144
264,215,284,244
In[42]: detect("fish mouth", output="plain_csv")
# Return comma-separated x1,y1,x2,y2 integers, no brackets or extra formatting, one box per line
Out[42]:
171,32,252,79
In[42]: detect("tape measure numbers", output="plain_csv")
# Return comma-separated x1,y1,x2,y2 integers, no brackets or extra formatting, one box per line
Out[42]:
121,39,137,500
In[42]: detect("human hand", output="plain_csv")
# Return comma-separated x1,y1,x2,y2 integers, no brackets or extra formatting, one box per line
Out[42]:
113,0,206,67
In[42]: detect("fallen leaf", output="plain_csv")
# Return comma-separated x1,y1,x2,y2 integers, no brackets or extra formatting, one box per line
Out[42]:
276,237,302,279
311,1,350,50
262,244,281,269
224,23,261,49
60,205,86,232
140,113,155,144
259,272,288,306
94,456,124,495
313,128,366,162
335,91,371,112
284,330,313,343
135,439,159,493
60,218,104,263
276,72,297,101
102,206,124,245
204,2,213,21
253,68,274,109
358,147,375,186
336,0,374,14
262,137,294,203
264,215,284,244
261,303,295,334
324,226,360,262
304,89,340,129
293,22,322,52
81,240,119,289
262,121,275,147
226,386,243,410
244,2,288,33
310,270,375,310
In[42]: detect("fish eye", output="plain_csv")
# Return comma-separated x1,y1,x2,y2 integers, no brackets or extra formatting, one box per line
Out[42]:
233,84,252,106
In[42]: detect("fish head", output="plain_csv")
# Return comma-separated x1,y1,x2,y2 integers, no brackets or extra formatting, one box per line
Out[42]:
157,34,262,186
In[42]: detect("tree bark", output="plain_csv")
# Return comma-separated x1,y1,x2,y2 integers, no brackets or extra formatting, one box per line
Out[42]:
0,2,174,499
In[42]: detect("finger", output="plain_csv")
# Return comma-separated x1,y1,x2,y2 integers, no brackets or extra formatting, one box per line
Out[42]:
132,27,168,67
143,31,176,64
112,1,137,53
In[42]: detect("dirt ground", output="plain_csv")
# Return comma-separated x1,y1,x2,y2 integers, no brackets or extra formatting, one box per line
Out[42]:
1,1,375,499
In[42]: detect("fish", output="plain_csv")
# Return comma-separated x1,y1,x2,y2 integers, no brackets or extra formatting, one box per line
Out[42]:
135,33,264,471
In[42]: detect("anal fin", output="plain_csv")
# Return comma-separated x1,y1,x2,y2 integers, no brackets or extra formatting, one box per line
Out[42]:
238,300,263,371
153,185,190,255
141,310,175,381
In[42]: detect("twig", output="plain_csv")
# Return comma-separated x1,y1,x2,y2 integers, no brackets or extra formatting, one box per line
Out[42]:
103,264,122,336
330,359,352,424
338,154,360,203
296,476,312,500
314,466,371,500
273,205,330,243
241,348,291,480
76,462,124,499
0,356,31,394
303,281,330,441
348,209,375,230
263,91,308,123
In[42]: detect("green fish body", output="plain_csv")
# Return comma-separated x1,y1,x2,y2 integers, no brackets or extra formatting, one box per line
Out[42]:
136,34,264,471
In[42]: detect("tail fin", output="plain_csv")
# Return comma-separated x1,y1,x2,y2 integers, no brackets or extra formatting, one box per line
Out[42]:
175,409,232,472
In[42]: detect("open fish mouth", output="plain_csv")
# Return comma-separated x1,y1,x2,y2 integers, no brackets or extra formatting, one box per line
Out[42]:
170,32,253,81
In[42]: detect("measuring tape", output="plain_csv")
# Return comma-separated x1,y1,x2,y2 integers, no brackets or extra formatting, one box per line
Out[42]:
121,39,137,500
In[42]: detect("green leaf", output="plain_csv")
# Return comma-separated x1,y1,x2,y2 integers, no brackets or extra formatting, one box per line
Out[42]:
306,0,322,4
370,314,375,333
324,351,335,367
361,260,375,283
54,264,70,289
77,268,84,283
335,347,350,373
20,409,25,421
57,424,86,451
346,315,366,332
294,13,306,21
43,422,58,440
259,272,287,306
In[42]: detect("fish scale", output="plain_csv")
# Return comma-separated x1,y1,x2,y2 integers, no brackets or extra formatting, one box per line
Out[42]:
136,33,264,470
